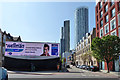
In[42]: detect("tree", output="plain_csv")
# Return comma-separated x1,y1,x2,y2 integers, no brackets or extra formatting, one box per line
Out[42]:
81,52,92,65
91,35,120,73
86,51,92,65
81,53,88,65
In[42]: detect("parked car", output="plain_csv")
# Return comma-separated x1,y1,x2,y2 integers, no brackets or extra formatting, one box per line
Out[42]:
0,67,8,80
79,65,82,69
80,65,87,69
89,66,99,71
66,65,70,68
85,66,90,70
76,65,80,68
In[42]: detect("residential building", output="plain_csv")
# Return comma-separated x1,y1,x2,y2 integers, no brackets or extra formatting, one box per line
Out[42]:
72,49,76,66
60,27,65,59
0,29,3,67
75,28,97,66
0,28,22,66
95,0,120,71
60,20,70,59
75,7,89,48
64,20,70,52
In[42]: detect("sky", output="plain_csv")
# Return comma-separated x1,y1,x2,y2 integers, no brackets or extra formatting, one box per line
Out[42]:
0,2,96,50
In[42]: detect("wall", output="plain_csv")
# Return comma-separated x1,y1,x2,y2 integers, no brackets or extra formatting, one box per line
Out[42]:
4,56,60,71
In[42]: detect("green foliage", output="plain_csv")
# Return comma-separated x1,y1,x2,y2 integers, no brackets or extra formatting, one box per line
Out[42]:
91,35,120,62
81,52,92,62
91,35,120,72
81,53,87,62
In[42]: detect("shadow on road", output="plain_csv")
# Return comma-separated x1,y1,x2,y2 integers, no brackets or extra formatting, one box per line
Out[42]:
68,72,84,73
63,71,84,73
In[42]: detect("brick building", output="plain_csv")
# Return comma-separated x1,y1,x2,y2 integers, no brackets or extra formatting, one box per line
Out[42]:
95,0,120,71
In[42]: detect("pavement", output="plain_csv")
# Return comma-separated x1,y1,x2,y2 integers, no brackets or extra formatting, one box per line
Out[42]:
8,66,119,78
7,65,120,78
7,68,68,75
7,70,58,75
100,70,120,77
68,65,120,77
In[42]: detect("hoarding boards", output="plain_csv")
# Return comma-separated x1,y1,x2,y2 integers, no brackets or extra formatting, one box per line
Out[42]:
5,42,59,57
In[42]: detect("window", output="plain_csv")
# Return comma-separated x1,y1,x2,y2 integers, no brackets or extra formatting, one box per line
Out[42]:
99,2,102,9
105,5,108,12
84,41,86,47
97,32,99,37
81,44,82,49
105,15,108,23
100,28,103,37
100,20,103,27
110,18,116,30
118,13,120,26
83,42,84,48
104,23,109,34
97,24,99,30
111,30,116,36
3,35,6,43
75,48,77,52
97,16,98,21
80,44,81,50
79,46,80,50
88,39,90,43
119,3,120,11
111,8,115,17
96,7,98,13
86,39,88,45
100,11,103,18
118,27,120,38
111,0,114,6
119,27,120,38
94,61,96,64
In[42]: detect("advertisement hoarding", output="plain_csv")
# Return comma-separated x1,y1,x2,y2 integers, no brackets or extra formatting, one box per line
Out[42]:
5,42,59,57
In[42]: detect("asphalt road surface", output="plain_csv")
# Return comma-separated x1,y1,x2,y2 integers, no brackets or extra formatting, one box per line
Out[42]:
8,66,119,80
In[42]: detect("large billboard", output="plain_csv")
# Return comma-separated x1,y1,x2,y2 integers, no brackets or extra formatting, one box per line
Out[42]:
5,42,59,57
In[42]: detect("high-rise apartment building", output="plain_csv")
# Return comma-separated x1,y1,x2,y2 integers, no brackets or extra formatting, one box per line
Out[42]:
75,7,89,48
60,27,64,58
95,0,120,71
64,20,70,52
60,20,70,58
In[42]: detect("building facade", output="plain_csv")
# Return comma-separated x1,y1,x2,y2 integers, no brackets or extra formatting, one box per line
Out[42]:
60,27,64,59
95,0,120,71
75,28,97,66
75,7,89,48
72,49,76,66
0,29,3,67
60,20,70,59
0,28,22,66
64,20,70,52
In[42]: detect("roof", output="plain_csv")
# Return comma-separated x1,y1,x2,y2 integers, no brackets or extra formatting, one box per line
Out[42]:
13,37,19,41
13,36,21,41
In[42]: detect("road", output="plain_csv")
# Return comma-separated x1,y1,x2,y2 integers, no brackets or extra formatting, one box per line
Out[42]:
8,66,119,79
